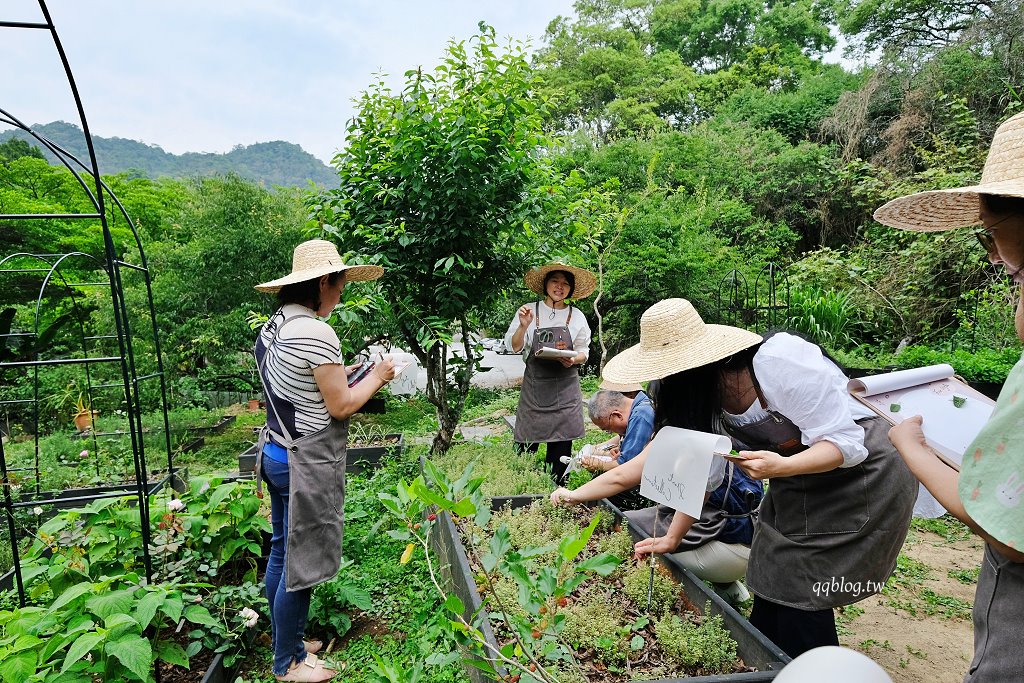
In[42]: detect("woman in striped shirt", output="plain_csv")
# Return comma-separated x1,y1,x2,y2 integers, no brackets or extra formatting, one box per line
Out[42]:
254,240,395,682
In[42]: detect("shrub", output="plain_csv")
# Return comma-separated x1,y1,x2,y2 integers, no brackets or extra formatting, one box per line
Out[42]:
623,562,679,617
654,609,737,674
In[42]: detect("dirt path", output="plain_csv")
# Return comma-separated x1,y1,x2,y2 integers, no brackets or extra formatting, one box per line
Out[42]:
839,519,983,683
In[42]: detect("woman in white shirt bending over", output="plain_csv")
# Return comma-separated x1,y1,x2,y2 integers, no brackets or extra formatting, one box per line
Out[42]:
597,298,917,659
504,262,594,480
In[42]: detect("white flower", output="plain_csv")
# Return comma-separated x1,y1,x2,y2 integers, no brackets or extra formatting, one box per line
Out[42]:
198,481,210,495
79,450,89,458
167,499,185,512
239,607,259,628
33,506,43,516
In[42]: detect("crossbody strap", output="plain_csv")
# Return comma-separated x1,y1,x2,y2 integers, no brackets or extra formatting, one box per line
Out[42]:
255,313,313,448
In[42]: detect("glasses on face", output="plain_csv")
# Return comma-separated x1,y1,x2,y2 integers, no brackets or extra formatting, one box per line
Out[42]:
975,228,997,254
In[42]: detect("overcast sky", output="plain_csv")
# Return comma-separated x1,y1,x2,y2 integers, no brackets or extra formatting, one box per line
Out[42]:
0,1,577,163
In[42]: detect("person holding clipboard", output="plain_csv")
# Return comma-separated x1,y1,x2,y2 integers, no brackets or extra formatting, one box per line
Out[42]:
504,262,595,480
874,111,1024,682
253,240,396,682
555,298,917,658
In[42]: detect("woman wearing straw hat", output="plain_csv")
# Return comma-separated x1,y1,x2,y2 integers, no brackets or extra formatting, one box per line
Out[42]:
552,298,917,657
253,239,396,682
504,262,595,480
875,111,1024,682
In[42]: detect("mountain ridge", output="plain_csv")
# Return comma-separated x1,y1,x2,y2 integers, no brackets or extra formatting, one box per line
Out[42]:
0,121,338,188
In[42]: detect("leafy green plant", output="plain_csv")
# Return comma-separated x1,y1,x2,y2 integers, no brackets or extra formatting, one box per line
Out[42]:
379,459,619,682
622,562,680,618
785,287,861,350
308,559,373,637
654,607,737,674
0,576,211,682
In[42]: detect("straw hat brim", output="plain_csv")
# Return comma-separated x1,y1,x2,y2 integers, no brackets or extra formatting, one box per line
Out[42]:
603,324,762,383
599,378,643,393
254,263,384,293
873,179,1024,232
524,263,597,299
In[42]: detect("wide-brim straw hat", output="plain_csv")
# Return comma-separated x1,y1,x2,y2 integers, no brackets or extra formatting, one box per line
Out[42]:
874,111,1024,231
255,239,383,293
599,378,643,393
523,262,597,299
603,298,762,383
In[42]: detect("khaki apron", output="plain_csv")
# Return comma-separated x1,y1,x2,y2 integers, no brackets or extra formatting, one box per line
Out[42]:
254,314,349,593
724,409,916,610
513,303,585,444
964,543,1024,682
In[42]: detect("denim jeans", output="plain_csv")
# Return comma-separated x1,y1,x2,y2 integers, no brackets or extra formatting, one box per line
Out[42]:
263,454,312,675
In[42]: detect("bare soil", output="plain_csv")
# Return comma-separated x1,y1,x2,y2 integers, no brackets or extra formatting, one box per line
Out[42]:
840,524,983,683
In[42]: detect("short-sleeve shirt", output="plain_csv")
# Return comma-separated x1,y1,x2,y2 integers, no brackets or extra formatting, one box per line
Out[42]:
255,304,343,438
617,392,655,465
959,352,1024,550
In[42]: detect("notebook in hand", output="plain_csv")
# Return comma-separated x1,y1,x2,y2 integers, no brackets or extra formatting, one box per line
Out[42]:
848,364,995,470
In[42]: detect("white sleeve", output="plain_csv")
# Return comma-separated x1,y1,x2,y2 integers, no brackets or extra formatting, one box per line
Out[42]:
571,307,591,359
753,334,868,467
504,304,534,358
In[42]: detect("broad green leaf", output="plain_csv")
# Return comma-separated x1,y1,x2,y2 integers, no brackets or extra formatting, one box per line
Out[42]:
48,582,92,614
85,589,134,620
61,632,104,674
576,552,621,576
154,640,189,668
443,595,465,615
0,650,35,683
559,513,600,563
133,592,164,630
183,605,220,628
105,635,152,682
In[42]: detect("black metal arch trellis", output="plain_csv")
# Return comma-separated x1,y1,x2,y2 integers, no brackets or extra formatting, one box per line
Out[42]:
1,1,174,607
716,263,790,332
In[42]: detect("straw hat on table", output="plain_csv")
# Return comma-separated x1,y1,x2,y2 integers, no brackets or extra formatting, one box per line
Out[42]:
255,239,383,293
523,262,597,299
874,111,1024,232
603,298,762,383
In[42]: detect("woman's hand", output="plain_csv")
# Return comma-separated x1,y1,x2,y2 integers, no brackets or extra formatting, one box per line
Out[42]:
734,450,788,479
550,487,578,506
558,354,579,368
889,416,927,452
517,305,534,329
633,535,678,559
375,355,397,382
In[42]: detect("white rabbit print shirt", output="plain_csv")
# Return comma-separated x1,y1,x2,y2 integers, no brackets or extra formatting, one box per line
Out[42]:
960,353,1024,550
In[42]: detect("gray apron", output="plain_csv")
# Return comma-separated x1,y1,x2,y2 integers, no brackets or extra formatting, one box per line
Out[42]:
963,543,1024,682
724,408,916,609
513,303,585,444
254,314,349,592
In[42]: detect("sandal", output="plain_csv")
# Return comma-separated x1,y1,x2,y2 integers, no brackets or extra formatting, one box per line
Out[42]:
303,639,323,655
275,653,336,682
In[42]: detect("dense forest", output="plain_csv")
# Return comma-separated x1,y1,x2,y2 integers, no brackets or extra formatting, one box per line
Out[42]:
0,121,337,187
3,0,1023,433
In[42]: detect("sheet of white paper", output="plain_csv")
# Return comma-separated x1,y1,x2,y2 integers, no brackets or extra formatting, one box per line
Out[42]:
639,426,729,519
847,364,954,396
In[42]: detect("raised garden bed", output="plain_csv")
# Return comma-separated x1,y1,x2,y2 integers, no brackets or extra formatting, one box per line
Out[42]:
430,495,787,682
237,433,403,476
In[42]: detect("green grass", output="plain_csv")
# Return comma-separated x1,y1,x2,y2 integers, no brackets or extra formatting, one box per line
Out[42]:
948,567,980,585
910,515,973,542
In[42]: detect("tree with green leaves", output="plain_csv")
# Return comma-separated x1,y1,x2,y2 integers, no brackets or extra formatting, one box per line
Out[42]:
0,137,45,164
321,23,565,454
